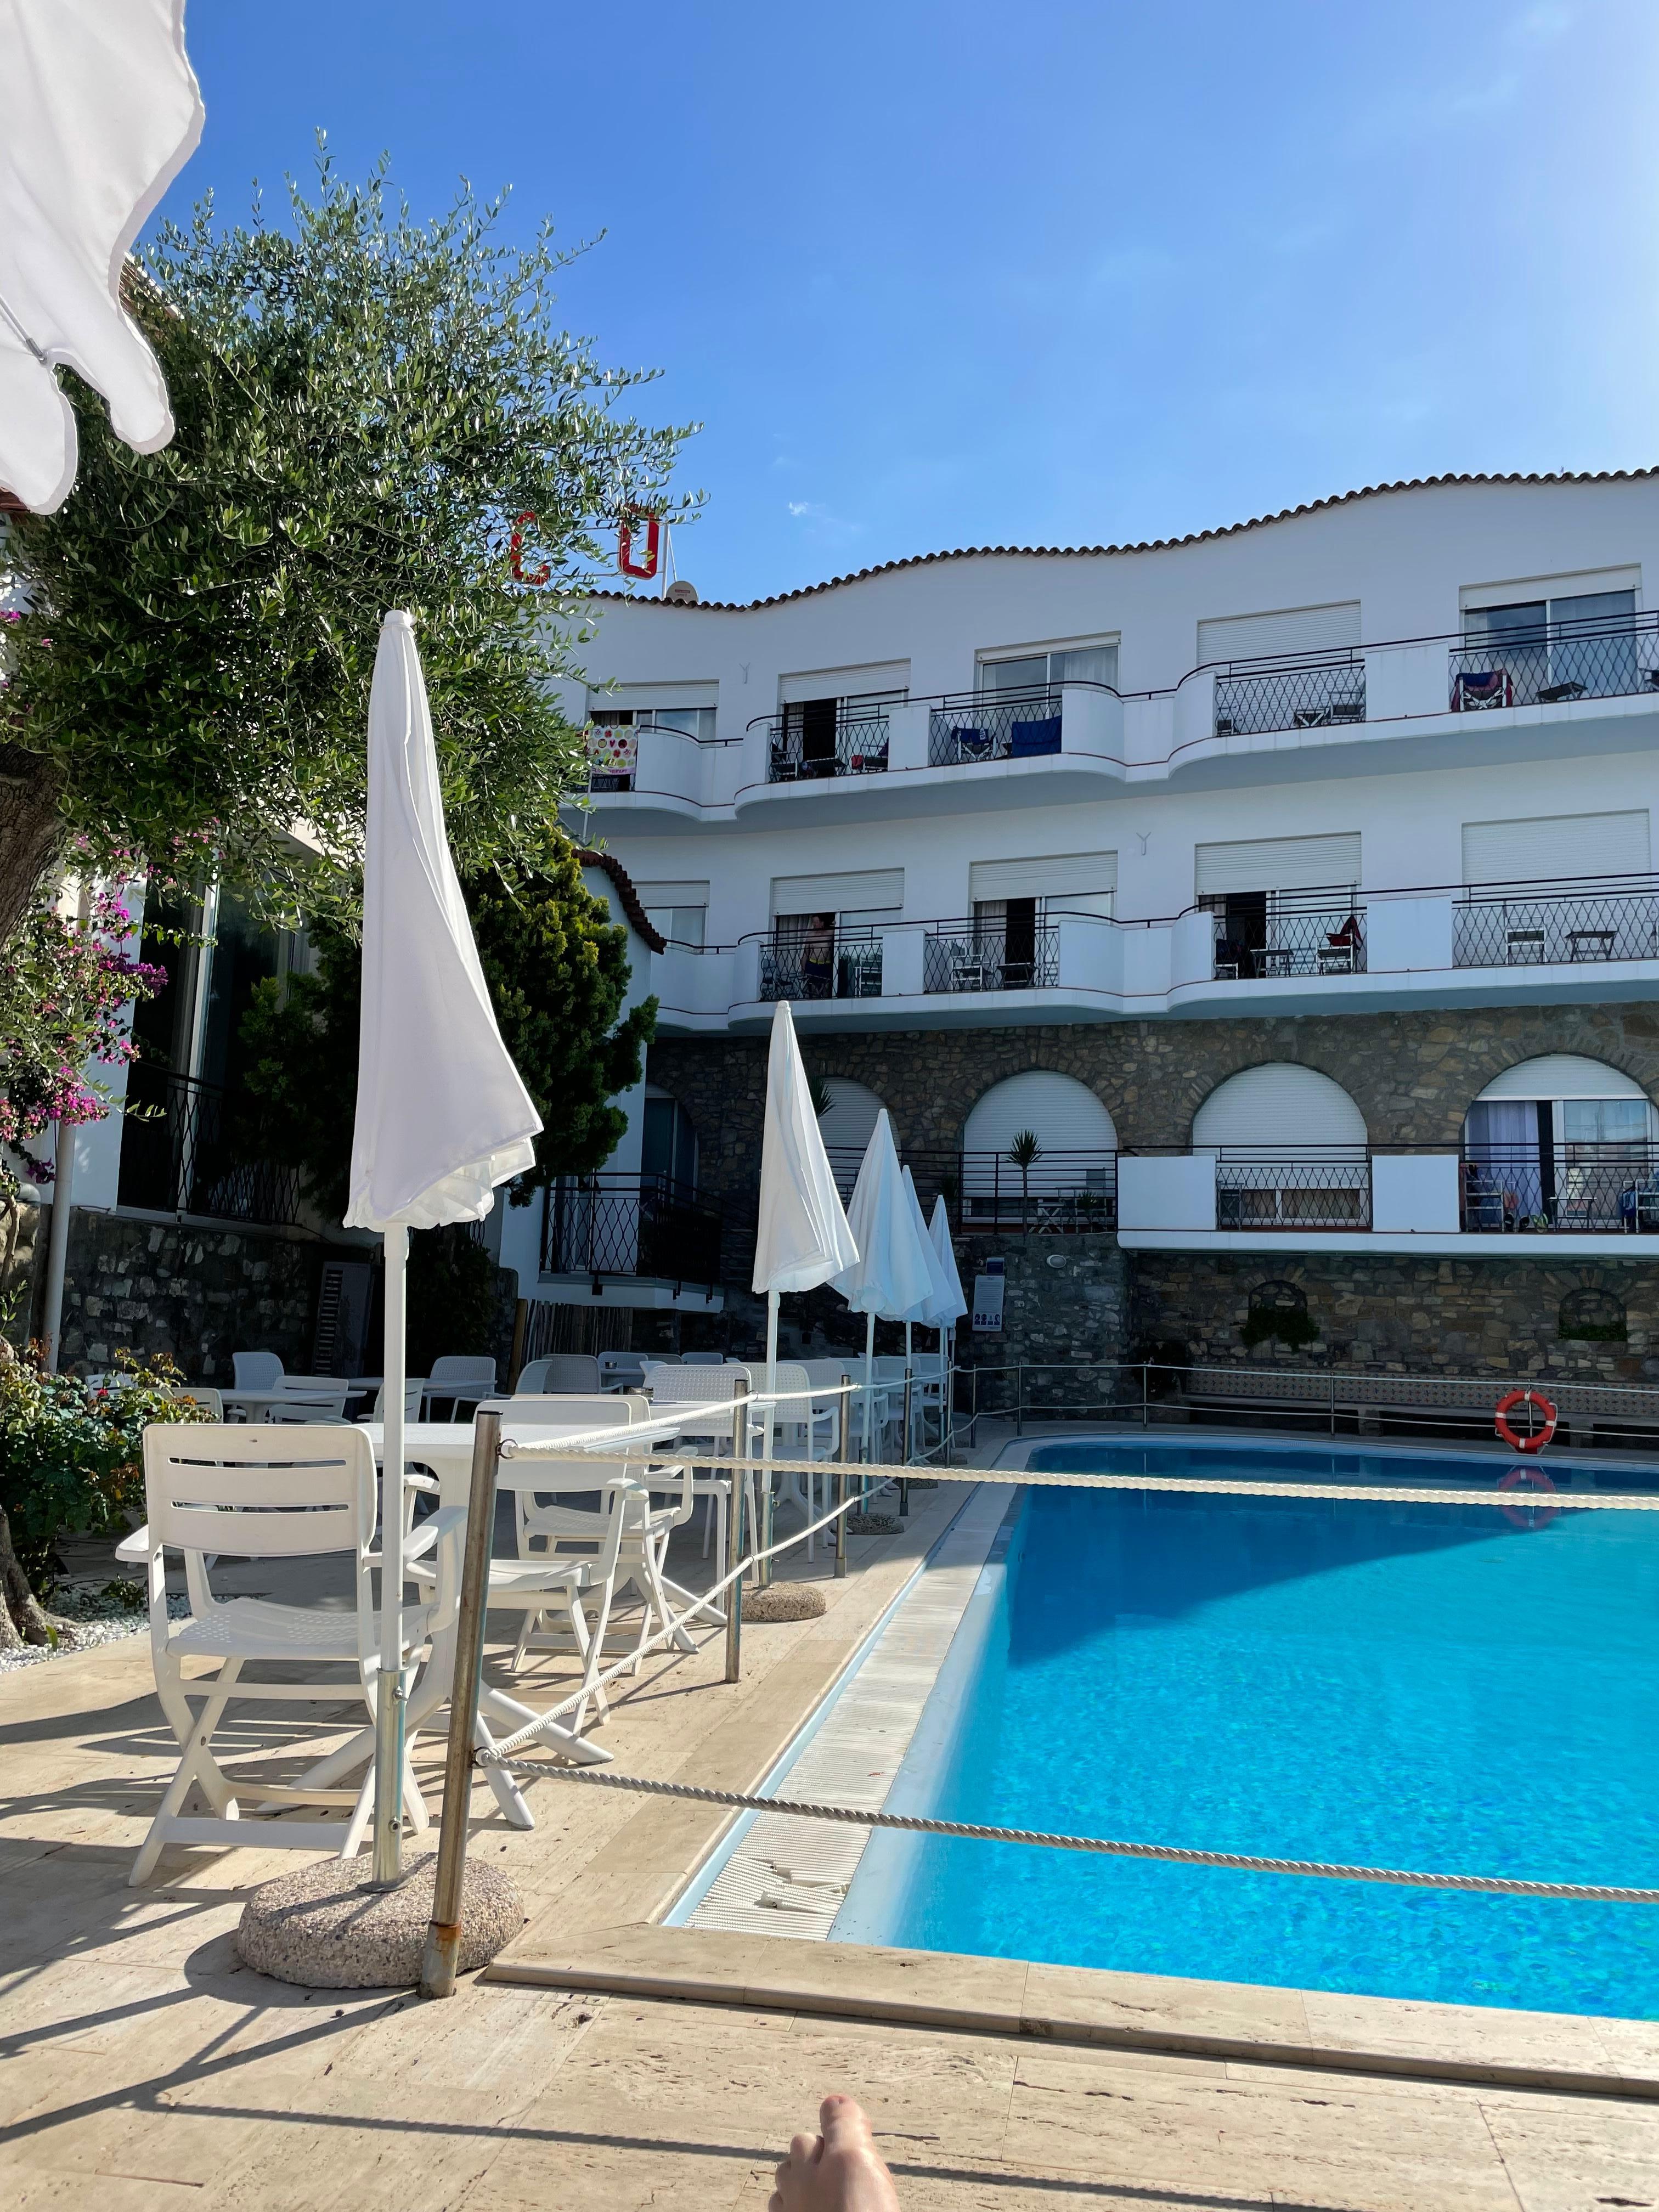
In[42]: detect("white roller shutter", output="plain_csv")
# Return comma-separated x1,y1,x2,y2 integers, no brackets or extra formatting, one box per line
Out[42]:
779,662,910,703
818,1080,885,1156
770,867,904,918
592,680,718,709
1462,811,1650,885
1198,602,1360,667
634,879,709,906
963,1071,1118,1153
969,853,1118,902
1195,833,1362,896
1477,1056,1649,1102
1193,1064,1368,1147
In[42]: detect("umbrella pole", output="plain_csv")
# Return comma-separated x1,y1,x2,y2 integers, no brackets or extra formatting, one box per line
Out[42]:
371,1223,408,1887
759,1288,778,1589
863,1311,875,1505
905,1321,913,1464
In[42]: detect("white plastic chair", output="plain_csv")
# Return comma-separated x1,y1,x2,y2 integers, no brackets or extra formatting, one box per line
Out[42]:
763,1362,837,1561
232,1351,284,1391
680,1350,726,1367
422,1354,497,1420
599,1349,656,1390
644,1362,759,1559
129,1423,463,1886
516,1353,602,1394
173,1386,224,1419
497,1395,707,1680
370,1378,424,1420
267,1375,351,1424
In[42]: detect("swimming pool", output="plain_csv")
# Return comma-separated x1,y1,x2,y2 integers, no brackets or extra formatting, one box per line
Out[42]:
832,1442,1659,2017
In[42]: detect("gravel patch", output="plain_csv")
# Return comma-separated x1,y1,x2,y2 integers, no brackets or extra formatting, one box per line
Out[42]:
0,1589,187,1674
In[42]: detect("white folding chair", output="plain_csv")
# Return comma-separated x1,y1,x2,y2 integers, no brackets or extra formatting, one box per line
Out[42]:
129,1423,463,1886
644,1363,759,1559
516,1353,602,1394
422,1353,497,1420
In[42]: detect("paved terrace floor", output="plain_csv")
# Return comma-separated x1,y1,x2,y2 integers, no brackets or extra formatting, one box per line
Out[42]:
5,1459,1659,2210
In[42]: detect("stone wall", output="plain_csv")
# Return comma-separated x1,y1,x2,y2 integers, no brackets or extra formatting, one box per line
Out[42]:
647,1001,1659,1387
650,999,1659,1163
57,1211,321,1380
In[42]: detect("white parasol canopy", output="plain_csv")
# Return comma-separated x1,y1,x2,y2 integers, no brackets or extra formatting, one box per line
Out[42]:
345,610,541,1882
928,1193,968,1326
832,1111,935,1458
899,1166,958,1328
0,0,205,513
752,999,857,1296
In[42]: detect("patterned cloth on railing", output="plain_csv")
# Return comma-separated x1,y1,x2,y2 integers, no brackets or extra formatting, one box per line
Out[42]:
588,726,637,779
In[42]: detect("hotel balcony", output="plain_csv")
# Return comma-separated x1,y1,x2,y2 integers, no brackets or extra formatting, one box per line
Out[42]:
575,612,1659,833
1118,1146,1659,1256
650,873,1659,1037
539,1171,726,1294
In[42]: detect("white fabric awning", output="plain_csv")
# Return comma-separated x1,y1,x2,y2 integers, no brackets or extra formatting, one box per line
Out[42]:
0,0,205,512
344,613,540,1231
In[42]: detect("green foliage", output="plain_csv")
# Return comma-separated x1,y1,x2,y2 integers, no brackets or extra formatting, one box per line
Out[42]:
1006,1130,1043,1170
0,1351,210,1594
408,1226,499,1375
238,849,655,1222
1240,1303,1321,1352
2,155,699,927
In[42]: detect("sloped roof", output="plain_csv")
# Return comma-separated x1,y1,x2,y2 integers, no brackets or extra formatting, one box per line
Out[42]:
590,468,1659,613
578,848,667,953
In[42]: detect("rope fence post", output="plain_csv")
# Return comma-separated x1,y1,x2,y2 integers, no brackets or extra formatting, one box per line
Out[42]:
419,1406,501,2001
835,1373,850,1579
1016,1361,1024,1437
724,1410,747,1684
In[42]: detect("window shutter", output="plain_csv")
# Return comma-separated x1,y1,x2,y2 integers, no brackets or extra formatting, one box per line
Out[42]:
1194,833,1361,896
778,663,910,703
770,868,904,917
818,1080,885,1155
969,852,1118,903
634,880,709,906
1477,1056,1649,1102
1192,1064,1368,1147
1197,602,1360,666
963,1071,1118,1154
1461,811,1650,885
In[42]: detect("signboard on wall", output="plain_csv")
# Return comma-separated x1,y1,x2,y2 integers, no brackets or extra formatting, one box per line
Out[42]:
972,1259,1005,1334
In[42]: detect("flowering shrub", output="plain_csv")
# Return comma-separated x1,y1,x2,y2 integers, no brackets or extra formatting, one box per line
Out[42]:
0,1347,208,1602
0,881,165,1194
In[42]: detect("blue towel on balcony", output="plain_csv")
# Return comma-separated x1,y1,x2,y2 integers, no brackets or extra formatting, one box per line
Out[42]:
1009,715,1062,758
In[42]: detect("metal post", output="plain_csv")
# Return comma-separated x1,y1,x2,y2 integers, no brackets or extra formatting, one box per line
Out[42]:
723,1412,747,1683
834,1373,849,1579
371,1223,409,1889
1329,1369,1336,1436
40,1119,77,1373
1142,1360,1149,1429
419,1407,501,2000
1015,1361,1024,1437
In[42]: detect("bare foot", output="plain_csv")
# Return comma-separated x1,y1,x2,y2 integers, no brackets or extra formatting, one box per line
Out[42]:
770,2094,901,2212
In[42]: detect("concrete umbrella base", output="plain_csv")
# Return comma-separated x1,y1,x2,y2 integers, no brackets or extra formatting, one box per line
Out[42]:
741,1582,828,1622
236,1852,522,1990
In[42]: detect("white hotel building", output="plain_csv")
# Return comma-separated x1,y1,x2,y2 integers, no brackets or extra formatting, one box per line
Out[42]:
558,470,1659,1385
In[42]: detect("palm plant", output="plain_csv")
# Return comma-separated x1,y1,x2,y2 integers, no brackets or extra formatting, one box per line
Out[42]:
1007,1128,1043,1233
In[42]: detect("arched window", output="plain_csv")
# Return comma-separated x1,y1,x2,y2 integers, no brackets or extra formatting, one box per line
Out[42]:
1193,1063,1367,1228
1463,1056,1657,1231
817,1078,886,1196
961,1071,1118,1226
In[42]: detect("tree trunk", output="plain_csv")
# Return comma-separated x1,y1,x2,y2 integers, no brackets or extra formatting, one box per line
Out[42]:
0,1503,83,1652
0,748,65,947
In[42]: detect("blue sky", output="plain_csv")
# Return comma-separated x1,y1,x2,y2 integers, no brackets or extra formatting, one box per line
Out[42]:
159,1,1659,606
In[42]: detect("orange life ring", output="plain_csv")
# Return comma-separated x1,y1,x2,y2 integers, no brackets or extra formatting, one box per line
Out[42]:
1493,1387,1556,1454
1498,1463,1560,1530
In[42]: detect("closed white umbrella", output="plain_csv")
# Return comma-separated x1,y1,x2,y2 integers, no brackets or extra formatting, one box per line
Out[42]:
344,610,541,1883
895,1167,960,1458
832,1112,935,1460
0,0,204,512
929,1193,968,1327
751,1001,857,1549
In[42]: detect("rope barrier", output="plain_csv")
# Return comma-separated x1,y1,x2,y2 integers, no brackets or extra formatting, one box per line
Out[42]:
469,1763,1659,1905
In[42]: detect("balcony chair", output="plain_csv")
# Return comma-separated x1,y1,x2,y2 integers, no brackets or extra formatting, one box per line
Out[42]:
516,1353,603,1394
421,1353,497,1420
127,1422,464,1884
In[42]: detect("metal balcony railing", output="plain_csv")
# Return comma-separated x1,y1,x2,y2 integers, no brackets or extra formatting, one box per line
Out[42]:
1452,880,1659,968
541,1172,725,1285
1209,899,1366,980
759,932,883,1002
815,1144,1118,1231
765,710,891,782
1215,1153,1372,1230
923,922,1059,993
928,687,1064,768
116,1064,302,1227
1449,612,1659,710
1212,658,1365,739
1460,1144,1659,1234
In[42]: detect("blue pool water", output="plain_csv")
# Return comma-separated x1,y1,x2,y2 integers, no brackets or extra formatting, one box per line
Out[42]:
834,1444,1659,2016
